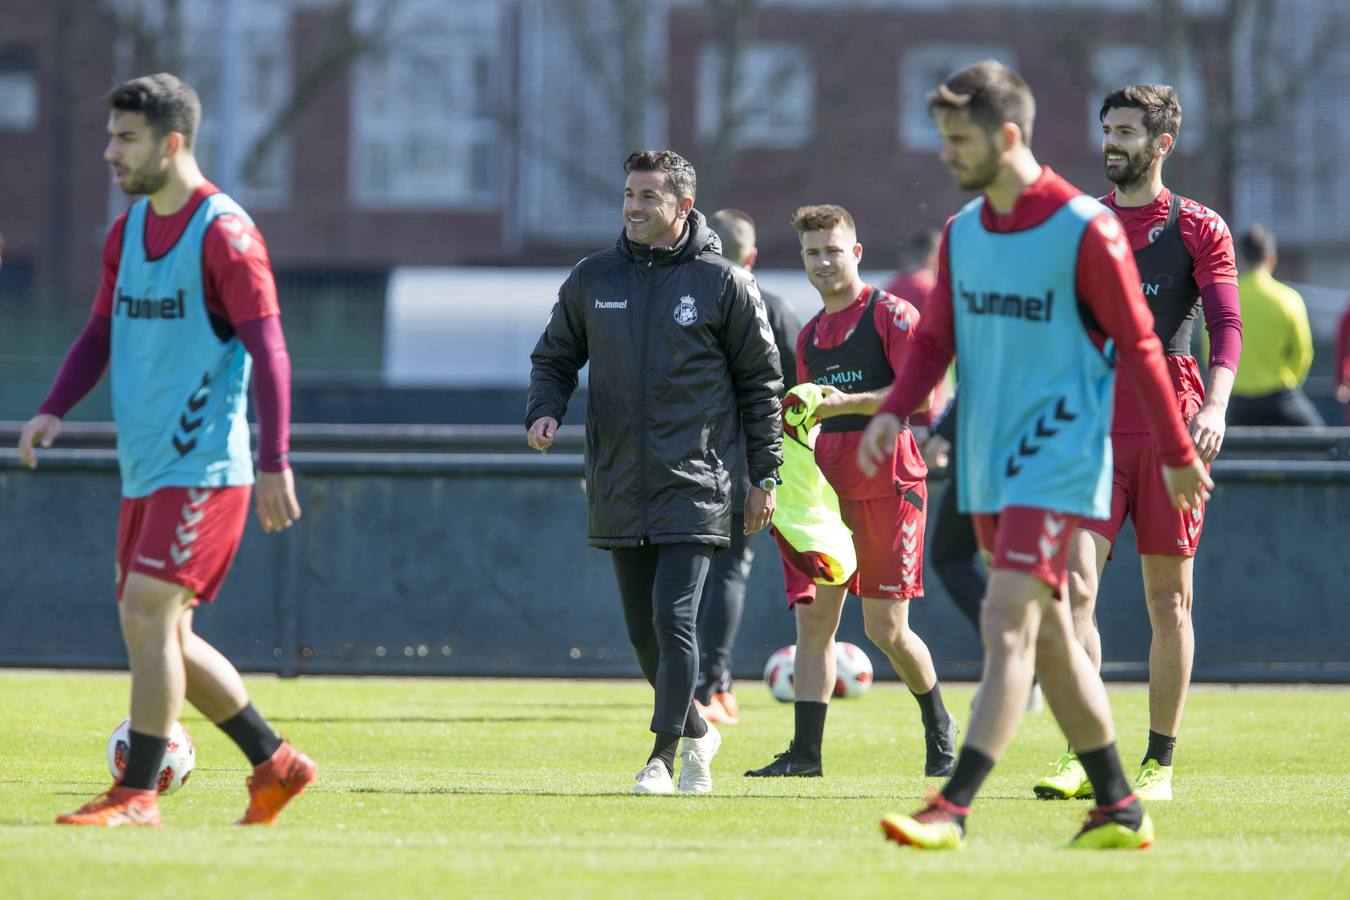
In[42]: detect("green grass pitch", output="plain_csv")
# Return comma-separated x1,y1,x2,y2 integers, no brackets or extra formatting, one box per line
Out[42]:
0,671,1346,898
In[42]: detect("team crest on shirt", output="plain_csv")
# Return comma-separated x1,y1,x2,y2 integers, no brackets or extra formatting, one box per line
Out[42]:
674,295,698,326
1148,224,1166,244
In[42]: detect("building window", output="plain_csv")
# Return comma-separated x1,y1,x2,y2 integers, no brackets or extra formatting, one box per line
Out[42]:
350,0,501,209
0,49,38,133
697,42,813,150
1088,47,1205,153
899,45,1017,151
179,0,292,206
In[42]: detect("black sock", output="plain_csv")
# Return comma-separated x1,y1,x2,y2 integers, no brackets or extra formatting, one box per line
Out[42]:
216,703,283,767
649,732,681,775
940,746,995,814
912,683,952,731
1078,743,1135,810
683,704,708,739
1144,730,1176,767
792,701,828,762
121,730,169,791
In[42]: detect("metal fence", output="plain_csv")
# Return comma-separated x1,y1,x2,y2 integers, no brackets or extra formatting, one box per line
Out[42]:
1,426,1348,683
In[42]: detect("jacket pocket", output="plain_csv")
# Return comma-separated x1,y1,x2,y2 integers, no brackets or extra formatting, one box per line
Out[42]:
709,451,727,504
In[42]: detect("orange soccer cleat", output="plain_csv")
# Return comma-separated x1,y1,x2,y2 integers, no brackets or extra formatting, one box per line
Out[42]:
713,690,740,721
236,742,317,826
695,694,739,726
56,785,161,827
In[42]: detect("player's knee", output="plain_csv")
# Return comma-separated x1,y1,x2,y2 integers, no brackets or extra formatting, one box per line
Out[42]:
863,615,908,654
1065,570,1097,614
119,600,177,649
1146,589,1190,625
1034,622,1070,662
795,607,837,645
981,598,1035,651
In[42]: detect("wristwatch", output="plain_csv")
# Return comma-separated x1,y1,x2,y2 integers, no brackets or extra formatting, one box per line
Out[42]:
757,476,778,492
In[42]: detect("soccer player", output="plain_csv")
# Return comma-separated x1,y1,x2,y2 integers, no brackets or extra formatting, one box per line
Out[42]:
744,205,956,780
1034,84,1242,803
694,208,802,725
18,74,315,827
861,60,1210,850
527,150,783,795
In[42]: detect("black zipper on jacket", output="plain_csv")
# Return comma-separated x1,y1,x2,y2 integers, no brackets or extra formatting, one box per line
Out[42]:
638,258,654,543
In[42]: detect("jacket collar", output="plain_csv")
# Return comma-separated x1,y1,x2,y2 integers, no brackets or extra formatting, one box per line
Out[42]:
619,208,720,266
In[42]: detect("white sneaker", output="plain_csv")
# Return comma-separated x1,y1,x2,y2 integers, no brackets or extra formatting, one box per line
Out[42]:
1027,682,1044,713
633,761,674,795
678,724,721,794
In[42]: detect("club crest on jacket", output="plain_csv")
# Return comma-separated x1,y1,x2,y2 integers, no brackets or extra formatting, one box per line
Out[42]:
674,295,698,326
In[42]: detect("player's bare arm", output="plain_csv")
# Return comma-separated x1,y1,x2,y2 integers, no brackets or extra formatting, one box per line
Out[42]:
17,413,62,469
815,384,933,421
1190,365,1234,464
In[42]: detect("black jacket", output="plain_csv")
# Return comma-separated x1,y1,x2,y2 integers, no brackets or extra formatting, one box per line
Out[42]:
725,287,802,510
527,210,784,549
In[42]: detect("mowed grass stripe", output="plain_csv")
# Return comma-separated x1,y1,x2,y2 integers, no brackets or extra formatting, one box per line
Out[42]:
0,672,1345,899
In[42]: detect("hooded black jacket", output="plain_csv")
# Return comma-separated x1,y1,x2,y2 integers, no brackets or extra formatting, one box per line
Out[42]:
527,210,784,549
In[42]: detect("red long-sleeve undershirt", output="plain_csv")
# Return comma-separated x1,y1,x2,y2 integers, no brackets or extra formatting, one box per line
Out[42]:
879,167,1196,467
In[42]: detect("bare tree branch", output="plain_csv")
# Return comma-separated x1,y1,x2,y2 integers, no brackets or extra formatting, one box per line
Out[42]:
236,0,403,183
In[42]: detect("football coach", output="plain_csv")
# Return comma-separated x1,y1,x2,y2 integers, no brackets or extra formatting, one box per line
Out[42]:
527,149,784,796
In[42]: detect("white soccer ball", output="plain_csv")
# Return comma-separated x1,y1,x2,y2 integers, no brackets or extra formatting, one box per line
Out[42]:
107,718,195,795
833,641,874,699
762,645,796,702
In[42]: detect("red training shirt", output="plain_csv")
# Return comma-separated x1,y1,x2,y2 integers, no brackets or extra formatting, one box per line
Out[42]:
879,167,1196,468
1102,187,1241,434
797,285,928,499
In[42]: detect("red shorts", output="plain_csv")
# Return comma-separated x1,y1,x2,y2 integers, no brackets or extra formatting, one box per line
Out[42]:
774,485,927,608
779,549,826,609
972,505,1080,590
839,486,925,600
1078,433,1205,557
116,486,251,605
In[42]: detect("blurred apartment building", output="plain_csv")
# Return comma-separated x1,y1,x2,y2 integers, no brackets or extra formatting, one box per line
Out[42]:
2,1,1347,301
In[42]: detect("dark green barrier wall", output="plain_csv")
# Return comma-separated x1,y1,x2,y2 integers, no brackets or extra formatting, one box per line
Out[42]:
2,446,1347,682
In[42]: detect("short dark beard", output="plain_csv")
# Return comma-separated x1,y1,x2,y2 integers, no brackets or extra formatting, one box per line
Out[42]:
957,141,1003,192
1104,145,1154,191
119,163,171,196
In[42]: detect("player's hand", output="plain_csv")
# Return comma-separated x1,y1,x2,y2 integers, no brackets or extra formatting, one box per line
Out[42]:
1188,403,1226,464
256,468,302,533
921,434,951,471
857,413,902,477
17,413,61,469
1336,382,1350,405
813,384,848,421
1162,458,1213,512
527,416,559,452
744,484,774,534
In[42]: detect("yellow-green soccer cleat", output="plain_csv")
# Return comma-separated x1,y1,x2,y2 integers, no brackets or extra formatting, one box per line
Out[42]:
1133,759,1173,801
1033,752,1094,800
1066,807,1155,850
880,796,968,850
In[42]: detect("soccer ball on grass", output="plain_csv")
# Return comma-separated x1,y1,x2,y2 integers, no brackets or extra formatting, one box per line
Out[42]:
106,717,195,795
